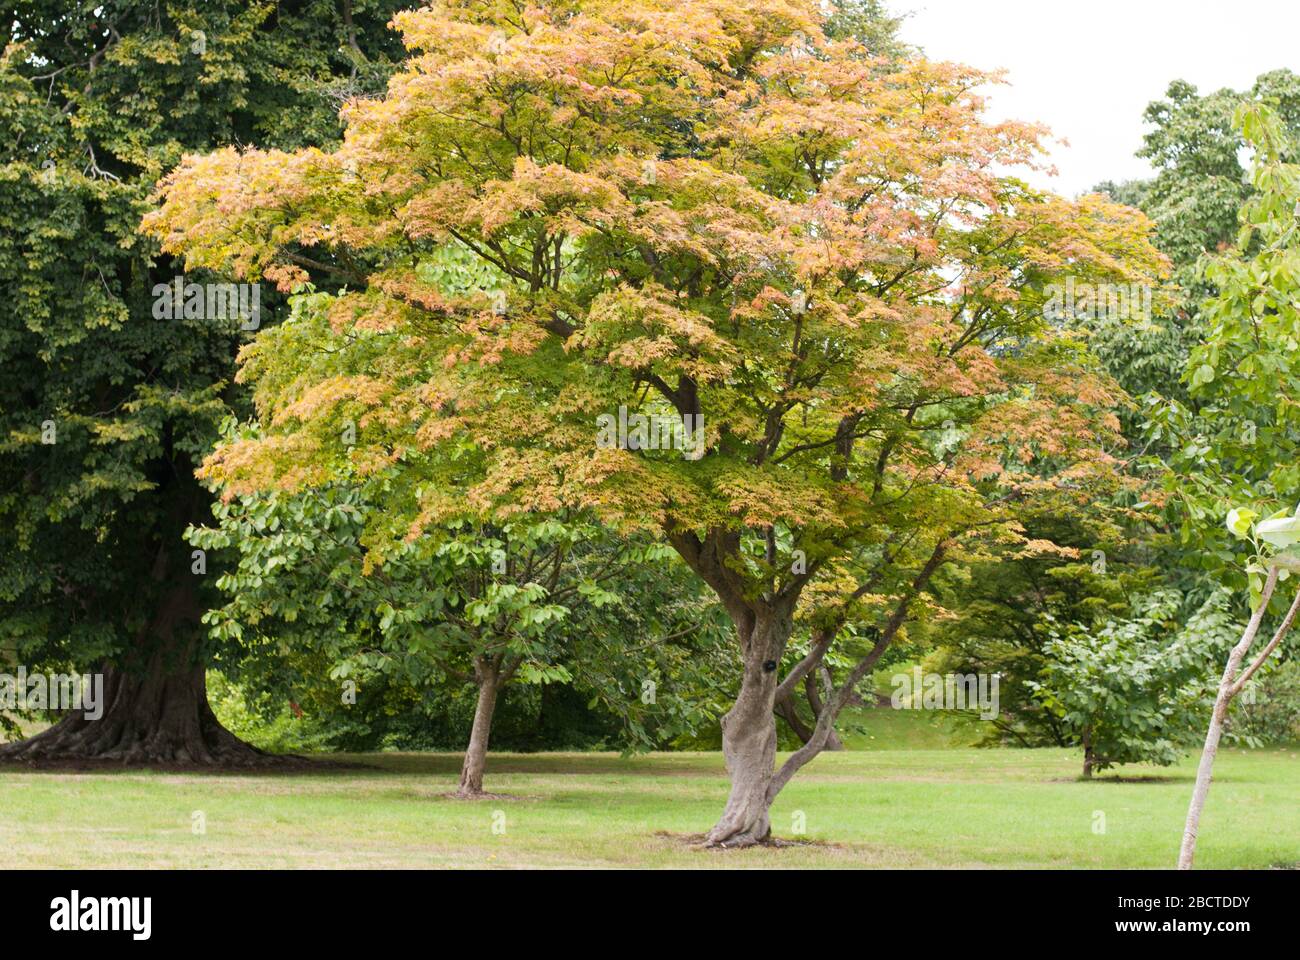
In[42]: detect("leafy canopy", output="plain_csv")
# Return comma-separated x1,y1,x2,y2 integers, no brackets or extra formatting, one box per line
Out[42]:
146,0,1167,644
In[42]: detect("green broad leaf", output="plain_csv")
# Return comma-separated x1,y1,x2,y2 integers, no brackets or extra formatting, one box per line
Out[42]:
1226,507,1258,538
1256,515,1300,547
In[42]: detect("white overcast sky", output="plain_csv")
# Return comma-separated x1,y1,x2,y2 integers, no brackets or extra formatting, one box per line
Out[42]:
898,0,1300,196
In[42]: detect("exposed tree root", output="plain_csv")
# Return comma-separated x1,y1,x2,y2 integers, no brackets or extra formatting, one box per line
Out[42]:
0,662,296,769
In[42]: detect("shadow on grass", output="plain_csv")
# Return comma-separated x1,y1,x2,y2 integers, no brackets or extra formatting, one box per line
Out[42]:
339,752,728,778
0,754,376,777
0,750,724,779
1051,774,1187,784
653,830,842,851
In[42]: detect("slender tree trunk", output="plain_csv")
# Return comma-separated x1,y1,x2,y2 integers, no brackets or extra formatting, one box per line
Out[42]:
1179,678,1232,869
1180,572,1297,869
1081,727,1094,780
775,679,844,750
805,669,844,751
457,659,501,798
0,583,270,766
707,609,792,847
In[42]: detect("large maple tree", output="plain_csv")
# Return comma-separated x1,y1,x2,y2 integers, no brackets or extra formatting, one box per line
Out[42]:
146,0,1166,841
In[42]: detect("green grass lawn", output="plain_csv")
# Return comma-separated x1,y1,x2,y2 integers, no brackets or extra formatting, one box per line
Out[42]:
1,744,1295,868
837,704,980,749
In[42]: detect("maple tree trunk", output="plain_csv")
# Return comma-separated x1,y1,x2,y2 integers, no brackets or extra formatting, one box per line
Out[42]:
775,692,814,743
775,683,844,750
457,661,500,798
728,544,951,844
804,669,844,751
707,610,791,847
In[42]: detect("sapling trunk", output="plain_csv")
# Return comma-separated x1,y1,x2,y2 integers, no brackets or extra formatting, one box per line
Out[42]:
1179,568,1297,869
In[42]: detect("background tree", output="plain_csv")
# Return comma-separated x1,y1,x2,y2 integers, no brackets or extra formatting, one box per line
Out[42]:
1093,70,1300,418
191,443,730,795
1028,589,1236,778
925,70,1300,774
145,0,1166,844
921,490,1160,749
0,0,405,763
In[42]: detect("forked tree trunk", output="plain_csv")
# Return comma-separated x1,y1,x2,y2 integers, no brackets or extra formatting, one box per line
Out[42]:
805,668,845,751
703,541,949,848
1179,571,1298,869
775,681,844,750
457,659,502,798
775,692,814,743
708,610,792,846
0,583,271,766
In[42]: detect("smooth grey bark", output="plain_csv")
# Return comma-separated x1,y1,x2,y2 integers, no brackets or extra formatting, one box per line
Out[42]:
700,541,949,847
1179,567,1296,869
774,674,844,750
805,668,845,751
762,543,949,821
775,691,815,743
707,608,793,846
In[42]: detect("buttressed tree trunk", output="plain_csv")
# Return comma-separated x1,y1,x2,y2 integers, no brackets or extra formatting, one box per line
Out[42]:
1179,566,1298,869
0,581,270,765
457,657,504,798
0,473,276,767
